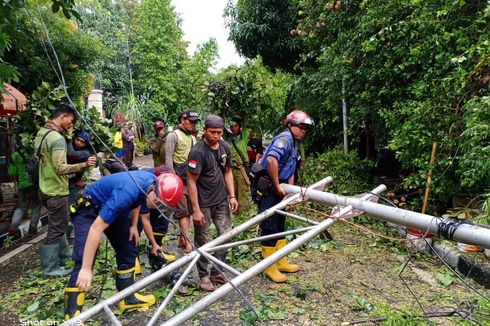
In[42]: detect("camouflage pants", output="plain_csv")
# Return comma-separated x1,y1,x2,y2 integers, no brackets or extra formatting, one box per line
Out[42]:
232,167,252,213
194,199,232,277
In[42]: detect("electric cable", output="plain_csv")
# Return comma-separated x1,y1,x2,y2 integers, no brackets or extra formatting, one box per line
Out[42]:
327,191,489,323
32,2,264,324
375,193,490,303
376,193,490,320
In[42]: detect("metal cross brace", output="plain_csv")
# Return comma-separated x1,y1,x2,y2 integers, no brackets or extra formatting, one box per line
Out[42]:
62,177,333,325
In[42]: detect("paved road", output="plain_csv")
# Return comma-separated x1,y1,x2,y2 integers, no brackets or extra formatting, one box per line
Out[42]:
133,154,155,169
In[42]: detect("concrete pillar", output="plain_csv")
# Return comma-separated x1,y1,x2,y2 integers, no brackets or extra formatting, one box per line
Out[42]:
87,89,104,117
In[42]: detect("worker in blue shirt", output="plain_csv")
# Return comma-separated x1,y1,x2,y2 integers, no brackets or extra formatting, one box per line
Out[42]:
139,165,179,271
257,110,314,283
63,170,183,321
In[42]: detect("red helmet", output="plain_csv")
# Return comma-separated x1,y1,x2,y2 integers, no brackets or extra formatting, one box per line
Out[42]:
154,173,183,207
285,110,314,127
154,120,165,131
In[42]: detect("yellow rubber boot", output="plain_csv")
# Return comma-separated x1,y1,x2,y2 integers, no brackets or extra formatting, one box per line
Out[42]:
134,256,142,275
161,251,176,263
154,232,176,262
261,246,287,283
275,239,300,273
64,287,85,322
116,267,155,313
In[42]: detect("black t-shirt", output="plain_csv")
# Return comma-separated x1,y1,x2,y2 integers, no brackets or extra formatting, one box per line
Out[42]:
187,139,231,208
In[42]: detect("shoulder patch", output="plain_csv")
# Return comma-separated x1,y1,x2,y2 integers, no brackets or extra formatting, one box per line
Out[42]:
188,160,197,169
277,136,288,149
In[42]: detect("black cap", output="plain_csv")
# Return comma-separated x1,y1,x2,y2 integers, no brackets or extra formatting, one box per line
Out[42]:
204,115,225,129
231,116,242,124
180,109,200,122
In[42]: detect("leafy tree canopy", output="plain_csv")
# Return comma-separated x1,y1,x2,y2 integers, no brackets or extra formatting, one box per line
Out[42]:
225,0,304,72
293,0,490,210
0,0,79,87
207,58,292,135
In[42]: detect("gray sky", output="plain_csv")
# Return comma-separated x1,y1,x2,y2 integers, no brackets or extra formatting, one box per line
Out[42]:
171,0,245,70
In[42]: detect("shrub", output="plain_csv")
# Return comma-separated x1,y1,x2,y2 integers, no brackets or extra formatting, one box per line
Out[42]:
301,148,373,195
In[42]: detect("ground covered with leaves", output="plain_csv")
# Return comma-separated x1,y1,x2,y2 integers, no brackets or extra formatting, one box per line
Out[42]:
0,206,489,325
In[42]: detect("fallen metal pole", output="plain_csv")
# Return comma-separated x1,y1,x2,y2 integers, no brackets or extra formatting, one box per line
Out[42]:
147,255,200,326
102,304,121,326
62,252,198,325
276,209,320,225
204,226,316,253
282,184,490,249
63,176,333,325
200,251,242,276
161,187,384,325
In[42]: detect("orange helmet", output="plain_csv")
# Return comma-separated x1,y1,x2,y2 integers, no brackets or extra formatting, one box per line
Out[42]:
285,110,314,127
154,120,165,131
154,173,183,207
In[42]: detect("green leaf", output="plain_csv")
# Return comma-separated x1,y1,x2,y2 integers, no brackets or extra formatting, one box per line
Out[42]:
239,309,258,325
436,272,453,286
26,301,40,313
292,307,305,315
267,310,286,320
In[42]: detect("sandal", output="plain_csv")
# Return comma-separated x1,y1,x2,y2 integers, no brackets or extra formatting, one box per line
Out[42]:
210,273,228,284
198,276,215,292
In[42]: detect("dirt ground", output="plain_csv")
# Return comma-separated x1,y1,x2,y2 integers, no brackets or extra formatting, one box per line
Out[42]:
1,155,489,325
1,219,488,326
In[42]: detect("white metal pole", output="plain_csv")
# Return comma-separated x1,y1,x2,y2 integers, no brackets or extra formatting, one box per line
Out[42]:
204,226,316,253
342,78,348,154
63,177,333,324
282,184,490,249
161,189,384,325
147,255,200,326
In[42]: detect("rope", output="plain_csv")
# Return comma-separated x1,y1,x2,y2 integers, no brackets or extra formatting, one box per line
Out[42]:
299,206,408,242
437,218,470,240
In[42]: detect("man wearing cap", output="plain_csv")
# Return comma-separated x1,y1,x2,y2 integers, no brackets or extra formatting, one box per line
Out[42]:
187,115,238,292
165,109,199,253
67,130,94,204
225,116,252,213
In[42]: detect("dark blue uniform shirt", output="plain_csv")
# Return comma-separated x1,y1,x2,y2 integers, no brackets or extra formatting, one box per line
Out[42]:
85,170,155,224
260,130,298,181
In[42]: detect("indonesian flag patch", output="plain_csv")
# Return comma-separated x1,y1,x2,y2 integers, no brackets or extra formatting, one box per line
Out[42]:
188,160,197,169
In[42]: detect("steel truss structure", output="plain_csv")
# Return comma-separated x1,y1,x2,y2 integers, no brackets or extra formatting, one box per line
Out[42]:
62,177,490,325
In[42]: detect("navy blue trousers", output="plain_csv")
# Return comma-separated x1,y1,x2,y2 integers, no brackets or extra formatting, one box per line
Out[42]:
258,192,285,247
137,208,170,234
67,205,137,287
150,208,169,233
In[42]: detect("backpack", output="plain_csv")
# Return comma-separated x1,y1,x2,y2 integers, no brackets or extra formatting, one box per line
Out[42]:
249,162,269,203
250,135,296,202
26,129,55,187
